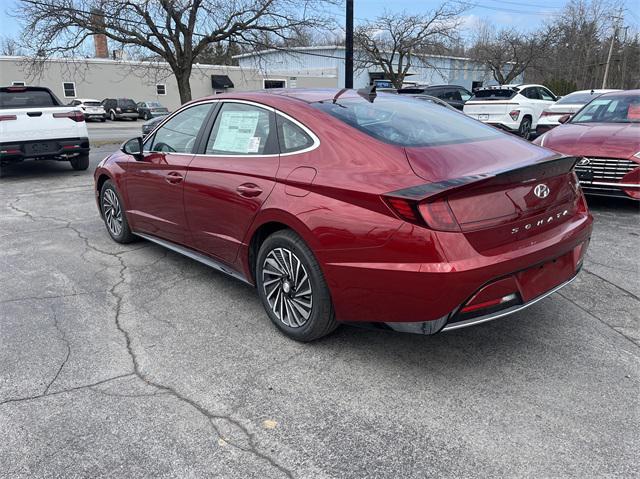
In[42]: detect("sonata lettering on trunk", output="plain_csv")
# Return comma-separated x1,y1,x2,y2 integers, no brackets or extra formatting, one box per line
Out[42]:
511,209,570,234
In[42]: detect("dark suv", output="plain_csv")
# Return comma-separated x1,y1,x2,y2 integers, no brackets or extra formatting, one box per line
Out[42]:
398,85,472,110
102,98,138,121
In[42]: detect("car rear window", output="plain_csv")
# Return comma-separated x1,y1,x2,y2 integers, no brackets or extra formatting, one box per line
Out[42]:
470,89,517,100
312,94,501,147
83,101,101,107
118,99,136,107
0,88,60,109
556,92,600,105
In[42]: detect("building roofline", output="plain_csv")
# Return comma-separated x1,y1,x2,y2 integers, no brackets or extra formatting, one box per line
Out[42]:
0,55,250,70
233,45,475,63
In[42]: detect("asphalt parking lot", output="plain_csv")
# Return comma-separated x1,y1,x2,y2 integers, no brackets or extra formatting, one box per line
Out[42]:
0,146,639,478
85,120,143,145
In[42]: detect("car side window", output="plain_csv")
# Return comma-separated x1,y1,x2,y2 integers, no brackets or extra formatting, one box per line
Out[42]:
149,103,211,153
277,116,314,153
441,89,462,101
538,87,555,101
205,103,275,155
458,89,472,101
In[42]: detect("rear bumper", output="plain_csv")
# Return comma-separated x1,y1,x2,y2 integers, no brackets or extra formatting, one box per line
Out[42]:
322,211,592,331
0,137,90,161
84,112,106,120
115,112,138,119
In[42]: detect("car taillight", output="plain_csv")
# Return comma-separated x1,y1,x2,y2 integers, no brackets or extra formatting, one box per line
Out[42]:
541,111,568,117
53,111,85,122
0,115,17,121
418,200,461,232
509,110,520,121
384,197,422,224
383,196,461,232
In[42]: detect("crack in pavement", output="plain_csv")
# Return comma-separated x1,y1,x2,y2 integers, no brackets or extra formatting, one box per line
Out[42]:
582,267,640,302
557,292,640,349
0,291,105,305
42,305,71,395
5,195,295,478
0,374,134,406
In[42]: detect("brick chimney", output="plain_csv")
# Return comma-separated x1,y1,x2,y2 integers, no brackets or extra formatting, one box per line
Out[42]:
90,9,109,58
94,34,108,58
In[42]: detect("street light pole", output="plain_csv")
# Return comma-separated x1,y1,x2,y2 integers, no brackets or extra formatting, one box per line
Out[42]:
345,0,354,88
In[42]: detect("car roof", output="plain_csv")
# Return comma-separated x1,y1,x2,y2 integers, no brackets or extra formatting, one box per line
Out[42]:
597,89,640,97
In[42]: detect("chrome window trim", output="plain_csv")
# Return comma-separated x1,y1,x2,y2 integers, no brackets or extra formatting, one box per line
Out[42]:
143,98,320,158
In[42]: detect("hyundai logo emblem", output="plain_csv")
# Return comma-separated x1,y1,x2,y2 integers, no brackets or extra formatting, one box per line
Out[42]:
578,158,591,166
534,184,550,199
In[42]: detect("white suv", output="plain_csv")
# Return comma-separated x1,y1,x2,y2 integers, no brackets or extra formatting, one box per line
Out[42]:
69,98,107,122
0,86,90,176
463,84,558,140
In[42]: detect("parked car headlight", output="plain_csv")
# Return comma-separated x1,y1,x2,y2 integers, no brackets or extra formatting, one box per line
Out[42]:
633,151,640,159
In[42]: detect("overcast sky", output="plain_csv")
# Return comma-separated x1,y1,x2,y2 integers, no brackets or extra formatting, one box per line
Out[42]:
1,0,637,44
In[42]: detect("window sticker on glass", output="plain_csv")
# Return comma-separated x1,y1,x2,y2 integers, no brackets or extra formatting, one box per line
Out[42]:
212,111,260,153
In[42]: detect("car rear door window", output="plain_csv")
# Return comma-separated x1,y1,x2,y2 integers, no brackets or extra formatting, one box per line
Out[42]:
277,116,314,153
148,103,211,153
205,103,275,155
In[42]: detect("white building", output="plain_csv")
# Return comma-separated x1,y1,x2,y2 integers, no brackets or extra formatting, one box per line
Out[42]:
0,56,338,110
235,45,513,91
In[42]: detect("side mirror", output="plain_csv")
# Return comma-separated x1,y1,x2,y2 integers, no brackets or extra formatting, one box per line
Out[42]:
121,137,144,159
558,114,571,124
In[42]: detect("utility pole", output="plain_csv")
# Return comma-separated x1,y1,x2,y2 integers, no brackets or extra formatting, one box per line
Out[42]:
345,0,354,88
602,10,622,89
620,26,629,89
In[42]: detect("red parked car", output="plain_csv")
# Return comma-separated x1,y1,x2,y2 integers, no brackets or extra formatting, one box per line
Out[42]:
534,90,640,200
95,89,592,341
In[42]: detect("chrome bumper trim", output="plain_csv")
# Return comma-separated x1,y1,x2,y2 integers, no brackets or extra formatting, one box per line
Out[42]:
581,181,640,188
134,232,251,284
441,272,580,332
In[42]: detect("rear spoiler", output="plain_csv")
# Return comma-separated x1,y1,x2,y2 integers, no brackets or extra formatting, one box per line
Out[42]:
388,156,579,202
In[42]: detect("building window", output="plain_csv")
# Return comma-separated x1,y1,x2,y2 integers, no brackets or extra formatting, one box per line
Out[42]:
12,81,25,86
62,82,76,98
156,84,166,95
263,79,286,89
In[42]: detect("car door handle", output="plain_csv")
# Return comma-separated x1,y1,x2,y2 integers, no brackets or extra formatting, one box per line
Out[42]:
165,171,184,184
236,183,263,197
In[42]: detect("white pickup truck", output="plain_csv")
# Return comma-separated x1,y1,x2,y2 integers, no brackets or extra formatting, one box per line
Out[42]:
0,86,90,176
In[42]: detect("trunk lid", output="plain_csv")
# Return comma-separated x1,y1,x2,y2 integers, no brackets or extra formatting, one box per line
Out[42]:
402,139,582,252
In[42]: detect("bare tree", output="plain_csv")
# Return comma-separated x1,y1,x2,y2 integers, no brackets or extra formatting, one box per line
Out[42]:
468,21,554,85
17,0,336,103
354,5,465,89
0,37,25,56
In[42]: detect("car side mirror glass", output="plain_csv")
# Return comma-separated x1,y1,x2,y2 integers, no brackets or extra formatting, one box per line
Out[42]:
558,114,571,124
121,137,144,159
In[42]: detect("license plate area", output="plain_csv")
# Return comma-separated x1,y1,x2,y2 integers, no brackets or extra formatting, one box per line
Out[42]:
25,141,56,155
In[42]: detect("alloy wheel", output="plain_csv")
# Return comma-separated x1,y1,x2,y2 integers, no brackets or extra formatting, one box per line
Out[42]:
262,247,313,328
102,188,123,237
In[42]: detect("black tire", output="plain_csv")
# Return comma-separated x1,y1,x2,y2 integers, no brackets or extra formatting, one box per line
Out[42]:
518,116,532,140
100,180,136,243
144,112,151,120
70,154,89,171
256,229,338,342
100,118,106,122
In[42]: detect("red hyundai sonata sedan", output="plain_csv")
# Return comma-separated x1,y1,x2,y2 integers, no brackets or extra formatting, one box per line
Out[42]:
534,90,640,200
94,89,592,341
